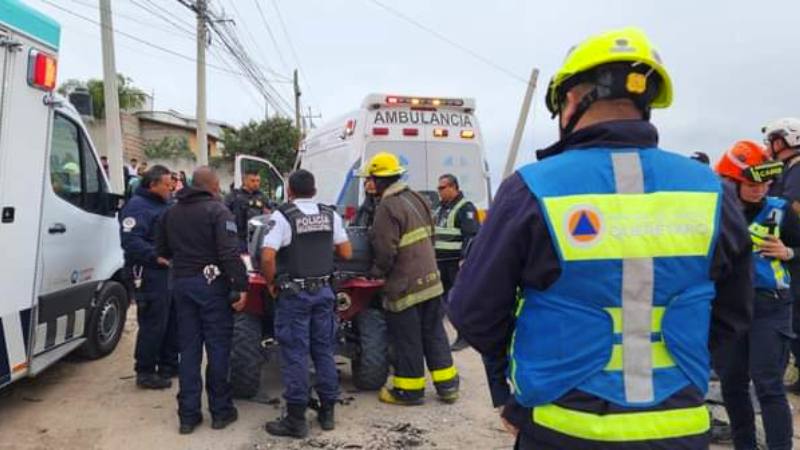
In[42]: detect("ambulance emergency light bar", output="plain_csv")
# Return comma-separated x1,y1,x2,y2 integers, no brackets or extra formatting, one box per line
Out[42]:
28,49,57,91
363,93,476,113
385,96,463,107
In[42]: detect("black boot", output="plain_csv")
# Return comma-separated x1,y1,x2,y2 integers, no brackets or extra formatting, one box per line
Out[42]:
265,403,308,438
317,401,335,431
136,373,172,390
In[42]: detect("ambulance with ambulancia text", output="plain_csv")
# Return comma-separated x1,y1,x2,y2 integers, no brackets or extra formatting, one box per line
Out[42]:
0,0,128,390
298,93,491,220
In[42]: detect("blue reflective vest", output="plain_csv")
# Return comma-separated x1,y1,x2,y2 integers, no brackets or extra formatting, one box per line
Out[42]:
750,197,790,290
513,148,722,408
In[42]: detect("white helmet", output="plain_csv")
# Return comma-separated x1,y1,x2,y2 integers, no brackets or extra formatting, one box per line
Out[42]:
762,117,800,149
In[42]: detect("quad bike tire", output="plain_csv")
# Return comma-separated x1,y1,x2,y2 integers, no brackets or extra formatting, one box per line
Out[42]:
351,307,389,391
230,312,265,398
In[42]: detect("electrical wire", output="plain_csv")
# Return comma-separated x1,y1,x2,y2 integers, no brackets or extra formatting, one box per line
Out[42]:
365,0,529,85
269,0,319,115
38,0,254,79
252,0,290,73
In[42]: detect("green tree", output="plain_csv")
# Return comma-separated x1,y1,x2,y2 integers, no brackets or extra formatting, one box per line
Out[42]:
221,117,300,173
57,74,147,120
144,136,195,161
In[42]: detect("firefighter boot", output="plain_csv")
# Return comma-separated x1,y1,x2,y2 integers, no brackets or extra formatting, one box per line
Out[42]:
378,387,425,406
317,401,335,431
265,403,308,438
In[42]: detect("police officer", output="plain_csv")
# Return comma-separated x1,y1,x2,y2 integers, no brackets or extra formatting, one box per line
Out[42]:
119,164,177,389
225,170,271,252
156,167,248,434
449,28,754,449
261,169,351,438
360,152,460,407
433,173,479,351
715,141,800,450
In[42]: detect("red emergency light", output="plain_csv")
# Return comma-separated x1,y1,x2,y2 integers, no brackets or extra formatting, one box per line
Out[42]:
385,96,464,107
28,50,57,91
372,127,389,136
402,128,419,136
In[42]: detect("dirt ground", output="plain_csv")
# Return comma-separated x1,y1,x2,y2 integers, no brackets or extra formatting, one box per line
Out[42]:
0,308,513,450
1,308,799,450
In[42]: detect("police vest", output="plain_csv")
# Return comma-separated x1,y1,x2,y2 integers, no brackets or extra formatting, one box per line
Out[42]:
514,148,721,414
434,197,468,258
276,203,335,279
750,197,791,290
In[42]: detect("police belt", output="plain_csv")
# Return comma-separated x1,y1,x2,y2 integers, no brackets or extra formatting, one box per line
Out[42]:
276,275,331,295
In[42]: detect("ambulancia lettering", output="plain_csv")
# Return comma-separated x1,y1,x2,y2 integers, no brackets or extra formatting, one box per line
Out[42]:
373,110,474,128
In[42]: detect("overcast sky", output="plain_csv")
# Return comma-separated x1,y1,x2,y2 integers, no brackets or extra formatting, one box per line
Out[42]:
28,0,800,184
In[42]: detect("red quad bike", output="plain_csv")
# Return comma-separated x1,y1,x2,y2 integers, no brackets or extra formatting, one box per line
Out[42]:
229,223,389,398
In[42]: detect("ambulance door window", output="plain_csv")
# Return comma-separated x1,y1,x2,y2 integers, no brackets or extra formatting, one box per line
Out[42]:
49,114,83,207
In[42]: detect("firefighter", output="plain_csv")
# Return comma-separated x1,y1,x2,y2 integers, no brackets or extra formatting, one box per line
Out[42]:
156,167,248,434
261,169,352,438
224,170,272,252
359,152,459,406
714,140,799,450
433,173,479,351
448,27,754,449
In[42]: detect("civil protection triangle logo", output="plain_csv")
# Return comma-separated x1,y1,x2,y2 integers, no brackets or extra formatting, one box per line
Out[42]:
565,205,603,247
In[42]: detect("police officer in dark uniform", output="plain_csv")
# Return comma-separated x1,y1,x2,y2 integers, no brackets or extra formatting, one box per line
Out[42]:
156,167,248,435
225,170,271,252
119,164,177,389
261,169,351,439
433,174,479,351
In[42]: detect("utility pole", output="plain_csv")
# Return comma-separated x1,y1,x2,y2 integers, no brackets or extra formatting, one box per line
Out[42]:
503,68,539,179
195,0,209,166
99,0,124,194
293,69,301,131
304,106,321,131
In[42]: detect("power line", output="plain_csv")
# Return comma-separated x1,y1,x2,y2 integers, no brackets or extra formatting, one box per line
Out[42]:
221,0,273,72
206,17,294,116
140,0,196,31
269,0,318,114
127,0,195,36
365,0,529,85
64,0,195,41
252,0,290,73
37,0,265,79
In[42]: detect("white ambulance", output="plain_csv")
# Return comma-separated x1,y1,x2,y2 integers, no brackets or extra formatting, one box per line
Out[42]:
0,1,127,389
298,93,492,220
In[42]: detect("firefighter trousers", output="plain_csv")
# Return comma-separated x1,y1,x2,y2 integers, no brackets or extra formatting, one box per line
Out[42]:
386,297,458,400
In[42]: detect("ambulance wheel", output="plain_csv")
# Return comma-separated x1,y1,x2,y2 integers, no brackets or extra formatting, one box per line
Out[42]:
230,312,265,398
79,281,128,359
351,307,388,391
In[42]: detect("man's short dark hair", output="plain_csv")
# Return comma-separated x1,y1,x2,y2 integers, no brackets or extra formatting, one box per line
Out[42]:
289,169,316,198
439,173,459,190
100,156,108,161
131,158,138,163
141,164,171,189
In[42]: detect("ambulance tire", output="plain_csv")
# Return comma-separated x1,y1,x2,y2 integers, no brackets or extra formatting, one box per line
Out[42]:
351,307,389,391
79,281,128,359
230,312,264,398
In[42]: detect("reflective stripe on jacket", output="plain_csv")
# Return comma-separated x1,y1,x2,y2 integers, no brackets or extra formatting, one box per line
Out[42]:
512,148,721,441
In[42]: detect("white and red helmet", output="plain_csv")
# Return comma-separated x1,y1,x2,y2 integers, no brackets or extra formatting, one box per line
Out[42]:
762,117,800,149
